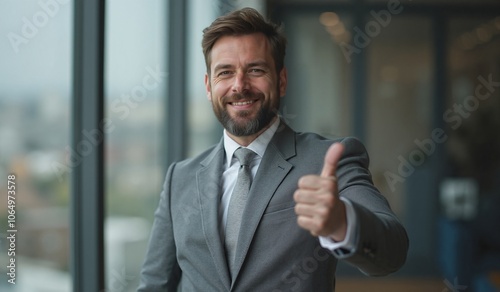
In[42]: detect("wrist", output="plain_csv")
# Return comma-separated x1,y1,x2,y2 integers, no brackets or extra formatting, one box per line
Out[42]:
329,200,347,242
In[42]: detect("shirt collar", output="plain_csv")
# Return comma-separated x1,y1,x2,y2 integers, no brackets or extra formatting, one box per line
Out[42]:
223,117,280,168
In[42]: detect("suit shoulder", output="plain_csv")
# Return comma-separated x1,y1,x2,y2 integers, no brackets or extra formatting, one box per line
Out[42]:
172,144,220,171
295,132,369,162
295,132,365,149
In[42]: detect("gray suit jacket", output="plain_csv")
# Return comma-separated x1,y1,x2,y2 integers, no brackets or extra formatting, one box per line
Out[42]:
138,122,408,291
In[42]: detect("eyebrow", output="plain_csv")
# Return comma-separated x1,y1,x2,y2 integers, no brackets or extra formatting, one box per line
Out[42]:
247,61,270,68
213,64,233,73
213,61,271,73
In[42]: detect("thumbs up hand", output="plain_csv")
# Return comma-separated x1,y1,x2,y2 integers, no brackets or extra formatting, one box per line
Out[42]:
294,143,347,240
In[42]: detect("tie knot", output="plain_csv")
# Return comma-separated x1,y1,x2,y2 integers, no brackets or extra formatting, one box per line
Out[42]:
234,148,255,167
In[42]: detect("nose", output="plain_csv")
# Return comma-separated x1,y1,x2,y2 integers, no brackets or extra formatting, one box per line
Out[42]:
231,71,249,93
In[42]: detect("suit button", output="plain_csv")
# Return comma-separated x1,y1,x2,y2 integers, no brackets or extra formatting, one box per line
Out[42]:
363,247,375,258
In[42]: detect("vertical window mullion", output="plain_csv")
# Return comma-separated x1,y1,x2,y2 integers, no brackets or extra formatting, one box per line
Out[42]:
166,0,187,165
72,0,106,291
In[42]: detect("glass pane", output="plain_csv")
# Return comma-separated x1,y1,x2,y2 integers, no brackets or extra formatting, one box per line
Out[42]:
187,0,219,157
366,17,434,274
440,16,500,289
0,1,73,291
104,1,167,291
282,11,353,137
367,16,433,215
446,17,500,180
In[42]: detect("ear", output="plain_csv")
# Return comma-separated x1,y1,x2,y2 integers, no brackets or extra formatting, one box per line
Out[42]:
204,73,212,101
278,67,287,97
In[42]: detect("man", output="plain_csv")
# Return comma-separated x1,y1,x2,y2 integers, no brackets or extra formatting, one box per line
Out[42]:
138,7,408,291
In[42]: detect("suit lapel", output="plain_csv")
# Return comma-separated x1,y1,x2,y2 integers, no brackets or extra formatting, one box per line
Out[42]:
197,140,231,290
231,122,296,284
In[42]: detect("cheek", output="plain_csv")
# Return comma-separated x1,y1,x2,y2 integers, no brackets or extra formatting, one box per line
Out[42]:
214,84,233,101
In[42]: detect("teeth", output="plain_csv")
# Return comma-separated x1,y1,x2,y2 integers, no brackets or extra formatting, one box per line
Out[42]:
233,100,254,106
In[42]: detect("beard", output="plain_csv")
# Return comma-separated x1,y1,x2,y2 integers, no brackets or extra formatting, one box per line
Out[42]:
212,91,279,137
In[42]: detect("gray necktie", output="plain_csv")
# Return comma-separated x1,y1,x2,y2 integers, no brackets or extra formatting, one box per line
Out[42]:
225,147,255,277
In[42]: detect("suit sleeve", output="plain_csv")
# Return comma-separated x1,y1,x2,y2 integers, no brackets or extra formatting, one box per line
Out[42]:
335,137,409,276
138,163,181,291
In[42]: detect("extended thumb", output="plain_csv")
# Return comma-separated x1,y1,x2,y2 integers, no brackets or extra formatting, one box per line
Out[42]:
320,143,344,178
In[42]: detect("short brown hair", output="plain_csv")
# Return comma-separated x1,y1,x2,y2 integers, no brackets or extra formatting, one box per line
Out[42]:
202,7,287,74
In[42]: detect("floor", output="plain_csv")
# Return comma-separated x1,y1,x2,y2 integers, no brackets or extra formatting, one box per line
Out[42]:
335,278,447,292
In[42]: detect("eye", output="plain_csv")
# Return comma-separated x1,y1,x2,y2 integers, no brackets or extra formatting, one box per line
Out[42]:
249,68,265,74
217,70,232,77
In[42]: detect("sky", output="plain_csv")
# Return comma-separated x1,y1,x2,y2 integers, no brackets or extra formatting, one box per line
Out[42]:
0,0,166,98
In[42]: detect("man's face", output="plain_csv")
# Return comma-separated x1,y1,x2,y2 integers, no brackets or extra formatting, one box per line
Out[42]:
205,33,287,138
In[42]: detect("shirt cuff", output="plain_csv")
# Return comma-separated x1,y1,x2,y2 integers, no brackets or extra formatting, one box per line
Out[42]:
319,197,358,258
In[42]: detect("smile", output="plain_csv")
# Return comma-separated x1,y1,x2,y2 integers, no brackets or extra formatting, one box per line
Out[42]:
231,100,256,106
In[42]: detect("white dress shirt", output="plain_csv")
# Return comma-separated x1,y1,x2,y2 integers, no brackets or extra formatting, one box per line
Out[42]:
219,118,357,255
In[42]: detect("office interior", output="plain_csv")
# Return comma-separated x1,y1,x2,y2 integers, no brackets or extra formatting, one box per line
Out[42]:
0,0,499,291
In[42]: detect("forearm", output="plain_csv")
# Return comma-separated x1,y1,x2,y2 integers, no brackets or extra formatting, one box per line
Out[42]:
340,200,408,276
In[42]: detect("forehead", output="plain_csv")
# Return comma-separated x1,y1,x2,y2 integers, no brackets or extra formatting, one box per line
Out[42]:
210,33,274,69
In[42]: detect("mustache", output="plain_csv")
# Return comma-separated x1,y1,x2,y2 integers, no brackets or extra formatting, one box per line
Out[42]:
224,92,260,103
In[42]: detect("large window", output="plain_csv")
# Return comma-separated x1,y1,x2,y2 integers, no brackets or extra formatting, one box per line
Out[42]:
282,11,353,138
186,0,219,157
104,1,168,291
0,1,73,291
439,16,500,289
366,15,436,276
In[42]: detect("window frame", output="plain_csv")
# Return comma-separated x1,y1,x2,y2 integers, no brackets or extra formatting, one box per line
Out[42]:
71,0,186,290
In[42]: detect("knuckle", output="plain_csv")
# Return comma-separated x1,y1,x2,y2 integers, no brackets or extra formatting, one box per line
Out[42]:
298,176,309,186
297,216,309,228
293,190,301,201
